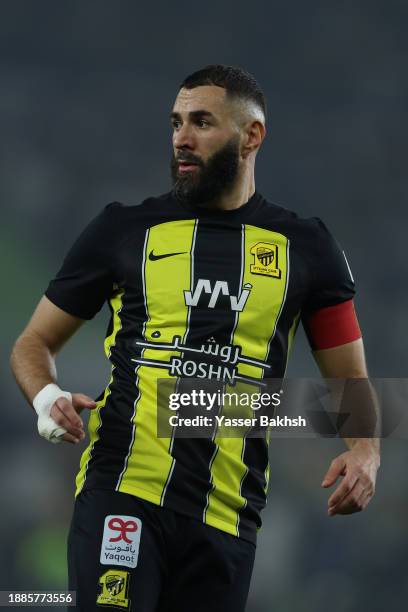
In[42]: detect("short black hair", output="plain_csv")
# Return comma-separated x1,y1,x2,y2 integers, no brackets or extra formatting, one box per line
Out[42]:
179,64,267,121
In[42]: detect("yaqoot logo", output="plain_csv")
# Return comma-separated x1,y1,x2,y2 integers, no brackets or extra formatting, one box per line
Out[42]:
250,242,281,278
97,570,130,609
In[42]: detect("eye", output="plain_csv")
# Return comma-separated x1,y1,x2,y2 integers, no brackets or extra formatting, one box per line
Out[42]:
197,119,210,128
171,119,182,130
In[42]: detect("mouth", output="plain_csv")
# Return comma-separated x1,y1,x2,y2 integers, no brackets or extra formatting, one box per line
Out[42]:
177,159,200,173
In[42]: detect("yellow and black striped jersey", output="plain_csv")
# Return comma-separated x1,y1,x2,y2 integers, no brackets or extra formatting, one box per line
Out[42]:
45,190,355,544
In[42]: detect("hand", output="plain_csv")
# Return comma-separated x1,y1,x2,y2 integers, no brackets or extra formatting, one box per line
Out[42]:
321,443,380,516
50,393,97,444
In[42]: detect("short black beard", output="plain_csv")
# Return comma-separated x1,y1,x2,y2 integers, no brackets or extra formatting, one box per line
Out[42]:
170,135,240,207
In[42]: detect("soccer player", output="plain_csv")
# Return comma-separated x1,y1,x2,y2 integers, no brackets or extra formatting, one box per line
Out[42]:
11,65,380,611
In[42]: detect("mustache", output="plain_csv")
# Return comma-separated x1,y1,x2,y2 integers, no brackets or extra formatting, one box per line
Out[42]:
175,153,203,166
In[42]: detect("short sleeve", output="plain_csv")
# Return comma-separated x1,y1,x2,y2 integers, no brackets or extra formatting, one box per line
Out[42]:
45,202,122,319
302,218,356,313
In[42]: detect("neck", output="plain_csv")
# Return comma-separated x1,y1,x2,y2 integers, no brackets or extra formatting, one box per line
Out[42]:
205,167,256,211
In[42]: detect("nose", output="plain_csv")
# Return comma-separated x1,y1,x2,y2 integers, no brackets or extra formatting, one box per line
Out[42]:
173,122,196,151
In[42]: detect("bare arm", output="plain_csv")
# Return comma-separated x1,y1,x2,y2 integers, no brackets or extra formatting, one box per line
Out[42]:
10,295,96,443
314,338,380,451
314,337,367,378
10,296,84,402
313,338,380,515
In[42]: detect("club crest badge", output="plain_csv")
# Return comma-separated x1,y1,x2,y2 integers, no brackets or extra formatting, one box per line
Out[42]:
250,242,281,278
97,570,130,609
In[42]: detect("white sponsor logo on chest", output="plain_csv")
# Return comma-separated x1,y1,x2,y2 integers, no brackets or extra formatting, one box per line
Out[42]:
100,514,142,569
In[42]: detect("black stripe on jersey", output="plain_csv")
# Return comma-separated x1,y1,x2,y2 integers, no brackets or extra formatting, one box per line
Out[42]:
236,436,269,539
83,230,150,492
115,228,151,491
162,220,243,517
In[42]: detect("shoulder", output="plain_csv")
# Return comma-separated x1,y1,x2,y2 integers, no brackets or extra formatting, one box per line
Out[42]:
105,192,173,213
260,197,337,243
91,191,173,229
100,191,175,224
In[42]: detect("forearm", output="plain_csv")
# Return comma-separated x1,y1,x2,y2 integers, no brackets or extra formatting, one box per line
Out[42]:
338,377,381,462
10,332,58,405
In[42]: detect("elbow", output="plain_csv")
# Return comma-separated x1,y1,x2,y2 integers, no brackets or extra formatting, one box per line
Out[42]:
10,331,55,374
10,335,22,373
9,333,29,376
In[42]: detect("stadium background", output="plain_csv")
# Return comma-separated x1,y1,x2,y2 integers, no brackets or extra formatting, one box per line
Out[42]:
1,1,407,610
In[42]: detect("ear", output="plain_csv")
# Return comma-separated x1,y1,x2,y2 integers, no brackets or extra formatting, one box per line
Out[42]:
241,121,266,159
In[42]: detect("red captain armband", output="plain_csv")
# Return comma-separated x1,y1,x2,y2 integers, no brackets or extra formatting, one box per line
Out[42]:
303,299,362,351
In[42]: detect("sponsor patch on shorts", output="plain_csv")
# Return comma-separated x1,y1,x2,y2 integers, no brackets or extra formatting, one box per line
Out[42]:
100,514,142,569
97,569,130,608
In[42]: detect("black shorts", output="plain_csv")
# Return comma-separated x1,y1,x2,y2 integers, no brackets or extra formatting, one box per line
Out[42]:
68,489,256,612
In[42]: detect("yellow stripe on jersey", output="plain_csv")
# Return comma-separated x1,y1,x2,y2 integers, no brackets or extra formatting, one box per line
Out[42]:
205,225,290,535
117,220,196,502
287,311,300,359
75,288,125,495
233,225,290,373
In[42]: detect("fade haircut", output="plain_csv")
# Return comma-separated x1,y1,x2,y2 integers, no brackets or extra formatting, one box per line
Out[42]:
179,64,267,125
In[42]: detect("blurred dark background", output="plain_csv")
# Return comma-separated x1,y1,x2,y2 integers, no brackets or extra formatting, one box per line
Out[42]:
1,1,407,610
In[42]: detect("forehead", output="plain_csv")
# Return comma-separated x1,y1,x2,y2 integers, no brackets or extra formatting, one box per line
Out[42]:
172,85,229,116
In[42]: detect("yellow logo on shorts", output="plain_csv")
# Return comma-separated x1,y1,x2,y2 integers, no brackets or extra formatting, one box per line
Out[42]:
250,242,281,278
97,569,130,609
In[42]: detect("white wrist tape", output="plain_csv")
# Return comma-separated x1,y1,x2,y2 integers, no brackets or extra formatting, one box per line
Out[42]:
33,383,72,444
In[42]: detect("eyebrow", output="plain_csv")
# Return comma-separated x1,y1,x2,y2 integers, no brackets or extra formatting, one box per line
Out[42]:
170,110,216,121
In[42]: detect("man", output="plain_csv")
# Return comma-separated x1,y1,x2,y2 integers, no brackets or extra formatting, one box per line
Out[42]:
11,65,380,611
